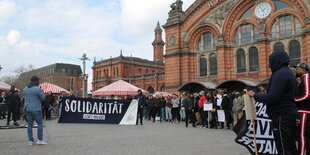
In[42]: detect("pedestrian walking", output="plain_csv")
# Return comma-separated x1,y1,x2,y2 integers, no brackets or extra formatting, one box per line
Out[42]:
5,86,20,126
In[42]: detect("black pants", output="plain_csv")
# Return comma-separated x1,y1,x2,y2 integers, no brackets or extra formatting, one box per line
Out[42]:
271,114,298,155
44,108,51,120
152,107,160,121
172,107,180,121
0,104,7,119
185,109,195,127
199,108,208,126
136,107,143,125
220,110,231,128
298,112,310,155
7,106,17,124
210,111,217,128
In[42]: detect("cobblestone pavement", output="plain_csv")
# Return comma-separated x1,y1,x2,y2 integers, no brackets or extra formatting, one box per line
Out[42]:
0,119,249,155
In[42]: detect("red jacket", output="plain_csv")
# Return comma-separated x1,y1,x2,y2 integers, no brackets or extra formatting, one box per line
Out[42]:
198,96,206,108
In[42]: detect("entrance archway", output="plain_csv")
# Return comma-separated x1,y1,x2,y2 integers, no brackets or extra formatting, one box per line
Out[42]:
178,81,216,93
216,79,258,93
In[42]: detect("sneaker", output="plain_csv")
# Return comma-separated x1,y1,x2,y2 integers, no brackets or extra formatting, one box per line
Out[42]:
28,141,34,146
36,140,48,145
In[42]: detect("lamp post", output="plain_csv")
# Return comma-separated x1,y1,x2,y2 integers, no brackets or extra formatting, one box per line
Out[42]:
79,53,89,98
0,65,2,77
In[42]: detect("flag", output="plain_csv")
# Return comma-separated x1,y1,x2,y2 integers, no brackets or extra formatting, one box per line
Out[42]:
233,102,278,155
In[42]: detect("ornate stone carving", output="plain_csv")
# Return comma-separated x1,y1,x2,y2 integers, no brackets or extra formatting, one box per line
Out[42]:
168,35,176,46
258,21,266,33
218,34,225,41
305,15,310,25
208,0,236,28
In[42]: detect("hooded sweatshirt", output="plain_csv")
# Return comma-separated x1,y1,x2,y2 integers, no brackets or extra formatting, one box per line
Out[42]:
23,82,45,112
254,51,297,117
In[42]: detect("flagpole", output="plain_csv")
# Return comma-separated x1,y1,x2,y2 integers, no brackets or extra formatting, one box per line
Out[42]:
249,97,258,155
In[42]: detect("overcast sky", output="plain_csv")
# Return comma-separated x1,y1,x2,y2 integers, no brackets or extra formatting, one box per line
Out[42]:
0,0,196,90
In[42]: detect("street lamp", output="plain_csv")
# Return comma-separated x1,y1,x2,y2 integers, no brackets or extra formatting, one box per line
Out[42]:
0,65,2,77
79,53,89,98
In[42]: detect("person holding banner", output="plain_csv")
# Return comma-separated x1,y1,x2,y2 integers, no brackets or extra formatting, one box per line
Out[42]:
248,51,298,155
135,89,146,125
294,62,310,155
23,76,47,145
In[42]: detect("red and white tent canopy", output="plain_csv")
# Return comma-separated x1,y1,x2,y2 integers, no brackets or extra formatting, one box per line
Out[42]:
0,81,11,91
39,82,69,94
153,91,172,97
93,80,147,96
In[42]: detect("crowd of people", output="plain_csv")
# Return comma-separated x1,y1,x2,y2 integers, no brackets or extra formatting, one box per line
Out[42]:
0,86,61,126
135,88,247,130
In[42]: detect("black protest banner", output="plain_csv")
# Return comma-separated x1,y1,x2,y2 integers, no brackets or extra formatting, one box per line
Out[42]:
58,97,138,125
233,102,278,155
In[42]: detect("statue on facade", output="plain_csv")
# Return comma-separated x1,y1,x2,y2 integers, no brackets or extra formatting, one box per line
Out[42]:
258,21,266,33
170,0,183,12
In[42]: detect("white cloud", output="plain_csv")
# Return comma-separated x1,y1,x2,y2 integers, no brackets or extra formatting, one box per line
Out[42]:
0,0,196,91
0,0,15,26
7,29,21,45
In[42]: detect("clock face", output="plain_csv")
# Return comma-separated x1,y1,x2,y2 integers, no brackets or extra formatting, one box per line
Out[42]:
254,2,272,19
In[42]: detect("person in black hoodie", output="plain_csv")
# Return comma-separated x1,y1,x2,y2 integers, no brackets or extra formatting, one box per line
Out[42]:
248,51,298,155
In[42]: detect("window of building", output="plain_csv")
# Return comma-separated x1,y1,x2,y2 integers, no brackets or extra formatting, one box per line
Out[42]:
68,69,72,74
237,49,246,73
62,68,66,73
249,47,259,72
274,1,292,10
73,70,77,75
289,40,301,67
138,68,142,75
198,32,215,51
199,55,207,76
271,15,302,39
67,77,74,91
116,67,118,76
274,42,285,52
235,24,258,44
145,69,149,74
209,54,217,76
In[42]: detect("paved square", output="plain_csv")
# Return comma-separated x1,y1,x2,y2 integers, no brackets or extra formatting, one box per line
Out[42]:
0,119,248,155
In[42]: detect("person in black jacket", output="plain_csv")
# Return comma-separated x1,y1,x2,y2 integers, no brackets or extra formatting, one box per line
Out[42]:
248,51,298,155
5,86,20,126
0,92,7,119
134,89,146,125
44,91,54,120
294,62,310,155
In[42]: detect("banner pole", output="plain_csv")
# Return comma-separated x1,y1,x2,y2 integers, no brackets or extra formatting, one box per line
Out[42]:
250,97,258,155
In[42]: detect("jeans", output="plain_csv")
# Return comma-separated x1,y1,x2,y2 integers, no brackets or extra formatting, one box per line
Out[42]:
165,107,172,120
143,106,148,119
180,107,185,120
160,107,165,120
25,111,43,141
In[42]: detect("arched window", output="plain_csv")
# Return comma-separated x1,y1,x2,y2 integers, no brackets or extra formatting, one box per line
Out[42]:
209,54,217,76
274,42,285,52
235,24,258,44
289,40,301,67
199,55,207,76
237,49,246,73
271,15,302,38
249,47,259,72
147,86,155,94
198,32,215,51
